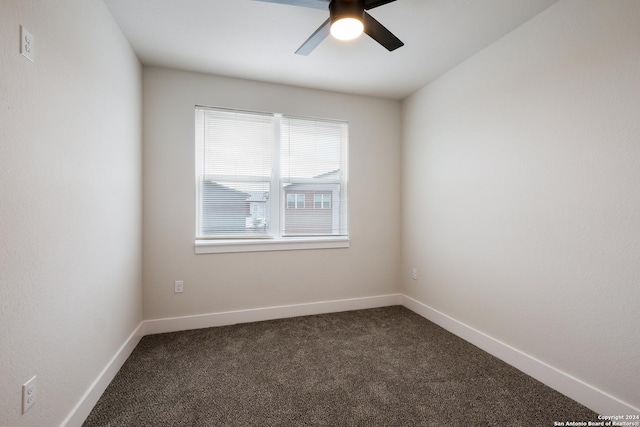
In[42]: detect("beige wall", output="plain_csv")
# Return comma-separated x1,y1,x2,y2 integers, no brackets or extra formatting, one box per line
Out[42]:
402,0,640,410
142,67,402,320
0,1,142,426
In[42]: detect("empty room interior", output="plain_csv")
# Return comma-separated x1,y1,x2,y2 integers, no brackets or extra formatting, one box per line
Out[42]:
1,0,639,426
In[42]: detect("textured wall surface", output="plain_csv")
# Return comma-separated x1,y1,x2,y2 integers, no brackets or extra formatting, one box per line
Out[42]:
142,67,401,320
0,1,142,425
402,0,640,410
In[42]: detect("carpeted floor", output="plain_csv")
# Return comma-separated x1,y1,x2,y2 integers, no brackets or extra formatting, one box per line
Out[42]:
83,306,598,426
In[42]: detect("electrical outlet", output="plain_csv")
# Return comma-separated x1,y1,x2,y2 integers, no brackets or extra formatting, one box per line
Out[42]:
411,268,418,280
174,280,184,293
20,25,35,62
22,376,37,414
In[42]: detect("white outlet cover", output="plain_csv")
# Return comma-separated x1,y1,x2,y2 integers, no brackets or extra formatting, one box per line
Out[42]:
22,375,37,414
174,280,184,293
20,25,35,62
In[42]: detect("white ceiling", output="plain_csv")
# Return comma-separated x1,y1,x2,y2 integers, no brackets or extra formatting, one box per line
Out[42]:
103,0,559,100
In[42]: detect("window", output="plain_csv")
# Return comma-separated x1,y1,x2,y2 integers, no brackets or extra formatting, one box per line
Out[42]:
314,194,331,209
287,194,305,209
195,106,349,253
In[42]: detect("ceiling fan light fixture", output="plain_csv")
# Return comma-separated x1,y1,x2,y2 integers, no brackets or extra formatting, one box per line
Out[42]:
330,17,364,40
329,0,365,41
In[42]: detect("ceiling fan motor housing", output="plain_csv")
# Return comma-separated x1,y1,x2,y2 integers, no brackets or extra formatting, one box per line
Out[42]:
330,0,365,25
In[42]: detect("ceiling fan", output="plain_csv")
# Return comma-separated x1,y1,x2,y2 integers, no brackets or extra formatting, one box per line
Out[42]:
254,0,404,55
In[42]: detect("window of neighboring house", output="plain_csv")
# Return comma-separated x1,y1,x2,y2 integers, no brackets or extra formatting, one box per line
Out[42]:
195,106,349,253
314,194,331,209
287,194,305,209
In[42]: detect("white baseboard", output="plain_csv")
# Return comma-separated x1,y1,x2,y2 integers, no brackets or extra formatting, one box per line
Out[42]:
143,293,404,335
64,293,638,427
60,323,145,427
401,295,639,416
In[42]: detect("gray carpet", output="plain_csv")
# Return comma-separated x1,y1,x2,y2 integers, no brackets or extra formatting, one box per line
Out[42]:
83,306,598,426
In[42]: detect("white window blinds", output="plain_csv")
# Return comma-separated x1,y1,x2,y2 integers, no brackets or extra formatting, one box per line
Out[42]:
195,106,348,241
195,107,274,238
280,116,348,236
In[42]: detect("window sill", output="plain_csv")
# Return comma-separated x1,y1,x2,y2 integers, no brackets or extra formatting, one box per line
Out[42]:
194,237,350,254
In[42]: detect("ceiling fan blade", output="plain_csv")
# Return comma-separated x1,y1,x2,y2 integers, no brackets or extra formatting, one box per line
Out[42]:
252,0,329,10
364,0,397,10
363,12,404,51
295,18,331,55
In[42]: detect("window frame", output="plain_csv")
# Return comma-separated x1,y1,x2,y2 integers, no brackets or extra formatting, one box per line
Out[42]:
194,106,350,254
